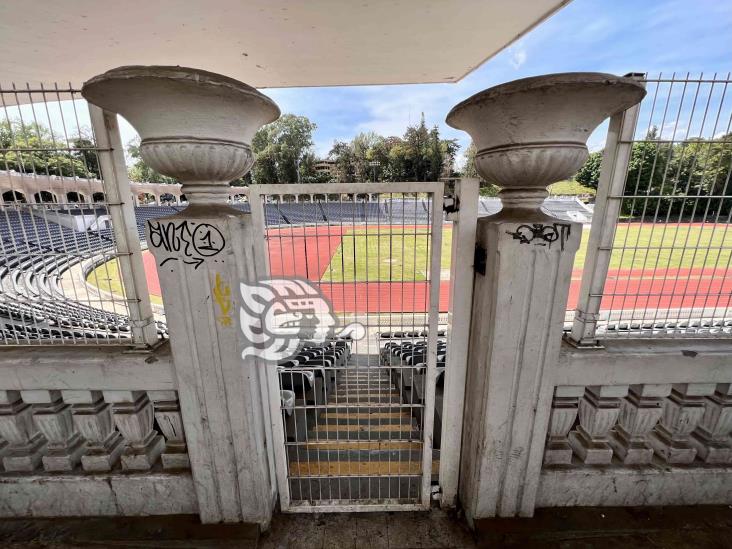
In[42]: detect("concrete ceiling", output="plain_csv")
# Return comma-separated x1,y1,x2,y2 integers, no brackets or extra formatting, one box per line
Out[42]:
0,0,570,89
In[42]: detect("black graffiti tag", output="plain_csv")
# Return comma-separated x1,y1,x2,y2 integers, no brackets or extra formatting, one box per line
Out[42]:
148,220,225,269
506,223,571,251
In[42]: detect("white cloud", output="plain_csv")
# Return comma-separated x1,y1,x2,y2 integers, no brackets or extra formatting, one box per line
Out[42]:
509,45,527,69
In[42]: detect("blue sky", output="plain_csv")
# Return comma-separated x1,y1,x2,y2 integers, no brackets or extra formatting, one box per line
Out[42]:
7,0,731,168
253,0,732,165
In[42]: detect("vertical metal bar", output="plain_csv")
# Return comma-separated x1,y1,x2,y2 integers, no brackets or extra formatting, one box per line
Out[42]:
246,186,279,508
439,177,478,507
420,185,443,508
569,80,644,346
248,185,291,511
88,105,157,346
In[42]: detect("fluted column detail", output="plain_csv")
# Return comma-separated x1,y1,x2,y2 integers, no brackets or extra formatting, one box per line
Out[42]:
544,386,584,465
21,390,85,472
0,390,46,472
62,390,124,472
649,383,716,464
148,390,189,470
608,384,671,464
690,383,732,463
103,390,164,471
568,385,628,464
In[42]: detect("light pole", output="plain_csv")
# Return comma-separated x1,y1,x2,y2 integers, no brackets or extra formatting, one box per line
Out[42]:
369,160,380,182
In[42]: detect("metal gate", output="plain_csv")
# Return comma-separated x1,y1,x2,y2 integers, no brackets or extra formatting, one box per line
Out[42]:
249,182,445,511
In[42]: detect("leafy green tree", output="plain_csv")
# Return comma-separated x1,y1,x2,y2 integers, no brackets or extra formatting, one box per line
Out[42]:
328,116,458,183
251,114,317,184
460,142,479,179
329,141,357,182
570,125,732,219
461,141,500,196
1,120,95,178
299,152,332,183
574,150,603,189
126,139,177,184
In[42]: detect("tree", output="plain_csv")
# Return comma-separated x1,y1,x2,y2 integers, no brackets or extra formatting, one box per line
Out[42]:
1,120,96,178
299,152,332,183
570,125,732,219
123,114,319,185
461,141,500,196
126,139,177,184
327,115,459,183
574,150,603,189
71,135,101,179
251,114,317,184
462,142,479,179
329,141,357,182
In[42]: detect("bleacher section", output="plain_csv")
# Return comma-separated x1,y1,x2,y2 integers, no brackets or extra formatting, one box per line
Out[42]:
0,208,166,343
479,196,594,223
0,198,594,343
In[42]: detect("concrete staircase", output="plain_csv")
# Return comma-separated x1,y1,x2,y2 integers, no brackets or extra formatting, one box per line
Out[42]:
287,366,438,503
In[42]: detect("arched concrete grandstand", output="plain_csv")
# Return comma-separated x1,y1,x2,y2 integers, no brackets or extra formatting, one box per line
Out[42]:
1,196,597,344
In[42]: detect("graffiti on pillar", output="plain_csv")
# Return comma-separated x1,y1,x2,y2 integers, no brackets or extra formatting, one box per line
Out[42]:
213,273,233,327
148,220,225,270
506,223,571,251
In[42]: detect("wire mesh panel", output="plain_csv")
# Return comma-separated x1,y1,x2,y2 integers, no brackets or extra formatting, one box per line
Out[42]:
250,183,445,511
0,84,162,344
596,73,732,337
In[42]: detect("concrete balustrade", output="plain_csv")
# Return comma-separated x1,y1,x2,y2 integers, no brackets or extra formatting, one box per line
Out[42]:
0,389,188,474
545,382,732,467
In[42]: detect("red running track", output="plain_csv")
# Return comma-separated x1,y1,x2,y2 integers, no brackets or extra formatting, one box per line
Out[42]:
142,228,732,313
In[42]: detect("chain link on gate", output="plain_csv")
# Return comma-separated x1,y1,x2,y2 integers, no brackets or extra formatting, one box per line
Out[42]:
249,182,446,511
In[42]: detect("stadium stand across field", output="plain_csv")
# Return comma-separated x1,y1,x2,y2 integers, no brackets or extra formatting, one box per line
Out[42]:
0,197,593,345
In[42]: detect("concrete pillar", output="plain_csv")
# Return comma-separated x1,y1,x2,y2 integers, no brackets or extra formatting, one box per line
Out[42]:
82,66,281,526
446,73,646,522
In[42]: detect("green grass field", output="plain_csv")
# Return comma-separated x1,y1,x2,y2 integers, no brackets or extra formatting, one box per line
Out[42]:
85,224,731,294
320,224,731,282
321,229,452,282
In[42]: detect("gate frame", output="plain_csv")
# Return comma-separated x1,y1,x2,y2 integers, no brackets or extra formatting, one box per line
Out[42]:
248,181,447,512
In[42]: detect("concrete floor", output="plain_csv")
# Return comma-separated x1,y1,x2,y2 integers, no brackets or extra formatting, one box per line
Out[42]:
0,506,731,548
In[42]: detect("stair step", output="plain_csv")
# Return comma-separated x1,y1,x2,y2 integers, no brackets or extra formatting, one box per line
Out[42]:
288,476,421,502
298,440,423,451
339,384,392,387
314,405,417,414
316,412,412,425
316,415,411,425
329,395,401,402
287,448,432,462
289,460,439,477
314,423,414,433
305,430,419,440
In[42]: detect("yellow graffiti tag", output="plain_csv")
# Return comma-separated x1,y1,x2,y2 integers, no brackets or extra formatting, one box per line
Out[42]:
213,273,233,327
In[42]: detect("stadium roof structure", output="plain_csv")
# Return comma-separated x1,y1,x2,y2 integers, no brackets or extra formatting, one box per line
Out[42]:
0,0,570,90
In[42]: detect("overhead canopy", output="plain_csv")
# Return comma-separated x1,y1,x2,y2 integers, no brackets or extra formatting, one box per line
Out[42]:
0,0,569,89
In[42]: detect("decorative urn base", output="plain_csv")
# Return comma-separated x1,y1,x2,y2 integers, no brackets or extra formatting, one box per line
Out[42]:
82,66,280,204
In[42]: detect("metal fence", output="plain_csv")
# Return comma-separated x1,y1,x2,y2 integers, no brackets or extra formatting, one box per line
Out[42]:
249,183,446,511
0,84,159,345
572,72,732,341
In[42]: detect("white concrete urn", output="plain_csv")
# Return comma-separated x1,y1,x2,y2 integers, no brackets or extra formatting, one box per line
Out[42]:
446,72,646,212
82,65,280,204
